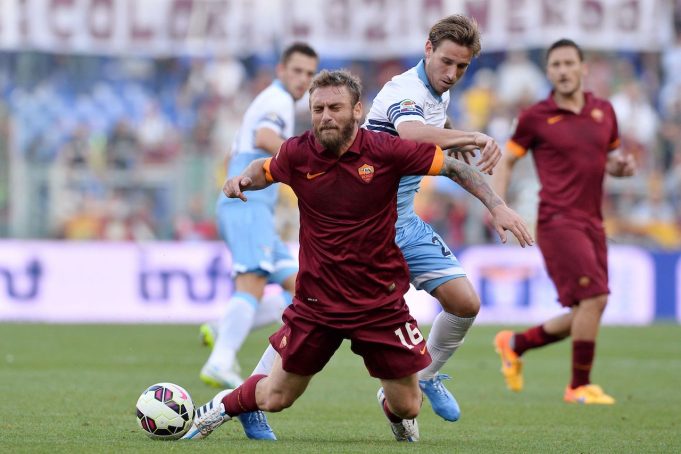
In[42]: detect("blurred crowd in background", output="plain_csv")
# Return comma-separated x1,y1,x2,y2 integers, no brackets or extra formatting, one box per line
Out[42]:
1,15,680,249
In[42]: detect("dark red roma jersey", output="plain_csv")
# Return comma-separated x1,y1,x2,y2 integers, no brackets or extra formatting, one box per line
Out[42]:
264,128,443,324
507,92,620,225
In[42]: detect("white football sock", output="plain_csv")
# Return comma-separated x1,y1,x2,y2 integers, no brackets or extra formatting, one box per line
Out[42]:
252,292,287,329
419,312,476,379
206,292,257,369
251,344,277,375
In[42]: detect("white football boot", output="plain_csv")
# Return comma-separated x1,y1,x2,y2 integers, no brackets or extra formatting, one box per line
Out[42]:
376,388,419,442
200,361,244,389
182,389,232,439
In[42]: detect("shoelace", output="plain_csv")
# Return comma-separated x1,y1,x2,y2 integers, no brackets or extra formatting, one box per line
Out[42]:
196,404,224,435
428,374,452,396
244,411,270,431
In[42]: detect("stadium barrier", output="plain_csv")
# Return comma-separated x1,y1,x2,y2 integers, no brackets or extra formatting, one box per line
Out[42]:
0,241,676,324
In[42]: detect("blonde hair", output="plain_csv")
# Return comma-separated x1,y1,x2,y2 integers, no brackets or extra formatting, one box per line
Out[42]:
429,15,481,57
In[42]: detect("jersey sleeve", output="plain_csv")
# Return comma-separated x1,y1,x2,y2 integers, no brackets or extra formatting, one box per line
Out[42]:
387,134,444,176
605,102,621,151
382,81,428,128
506,110,535,158
254,94,294,139
267,139,293,184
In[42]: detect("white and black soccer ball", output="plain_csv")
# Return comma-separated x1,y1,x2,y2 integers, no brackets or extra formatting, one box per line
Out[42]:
136,382,195,440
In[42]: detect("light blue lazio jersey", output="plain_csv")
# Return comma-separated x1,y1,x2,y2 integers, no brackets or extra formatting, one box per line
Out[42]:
227,80,295,207
362,60,449,228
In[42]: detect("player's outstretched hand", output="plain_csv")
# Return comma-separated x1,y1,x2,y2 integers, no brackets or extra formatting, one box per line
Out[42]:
490,205,534,247
447,148,475,165
475,133,501,175
223,176,253,202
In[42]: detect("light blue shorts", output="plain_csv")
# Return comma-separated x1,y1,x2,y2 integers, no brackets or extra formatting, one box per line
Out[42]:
216,196,297,285
396,216,467,294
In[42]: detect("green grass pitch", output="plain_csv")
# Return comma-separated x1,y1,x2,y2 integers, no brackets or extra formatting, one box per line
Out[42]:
1,323,679,453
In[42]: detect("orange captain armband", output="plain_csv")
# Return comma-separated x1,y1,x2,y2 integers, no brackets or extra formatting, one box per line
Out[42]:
263,158,274,183
427,145,445,175
506,139,527,157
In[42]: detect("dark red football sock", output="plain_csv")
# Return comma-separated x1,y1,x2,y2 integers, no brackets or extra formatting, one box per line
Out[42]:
570,340,595,389
382,400,403,423
513,325,563,356
222,374,267,417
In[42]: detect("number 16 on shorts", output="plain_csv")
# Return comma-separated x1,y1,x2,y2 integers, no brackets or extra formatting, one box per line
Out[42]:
394,322,424,350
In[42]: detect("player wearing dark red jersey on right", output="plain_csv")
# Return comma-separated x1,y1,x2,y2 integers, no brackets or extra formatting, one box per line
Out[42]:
492,39,635,404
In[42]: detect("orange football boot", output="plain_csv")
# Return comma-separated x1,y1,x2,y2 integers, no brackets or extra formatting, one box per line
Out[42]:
564,384,615,405
494,330,523,392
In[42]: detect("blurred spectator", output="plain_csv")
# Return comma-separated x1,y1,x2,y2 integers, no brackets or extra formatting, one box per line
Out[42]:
495,50,548,108
61,125,94,169
173,194,218,241
106,120,139,170
204,56,246,100
610,81,660,170
138,102,178,164
659,86,681,171
461,68,497,131
660,28,681,109
584,53,617,98
59,194,105,240
101,191,157,241
617,175,681,248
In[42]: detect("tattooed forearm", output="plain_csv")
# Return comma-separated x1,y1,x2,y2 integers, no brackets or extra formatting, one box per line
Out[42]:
440,156,504,211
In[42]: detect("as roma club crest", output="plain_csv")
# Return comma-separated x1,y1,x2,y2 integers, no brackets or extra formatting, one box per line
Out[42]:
591,108,604,122
358,163,375,183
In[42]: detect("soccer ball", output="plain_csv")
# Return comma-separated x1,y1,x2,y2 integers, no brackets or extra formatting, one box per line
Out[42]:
135,382,195,440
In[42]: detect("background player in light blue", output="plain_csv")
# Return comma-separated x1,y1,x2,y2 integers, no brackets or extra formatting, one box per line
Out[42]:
362,15,502,423
200,43,318,402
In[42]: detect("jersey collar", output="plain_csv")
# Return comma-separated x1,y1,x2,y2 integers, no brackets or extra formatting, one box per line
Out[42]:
546,90,594,113
416,59,442,102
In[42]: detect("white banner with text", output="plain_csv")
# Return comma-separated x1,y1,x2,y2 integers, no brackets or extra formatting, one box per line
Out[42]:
0,241,657,325
0,0,673,57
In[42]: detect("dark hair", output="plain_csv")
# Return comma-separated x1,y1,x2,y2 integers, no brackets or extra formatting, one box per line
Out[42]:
281,42,318,64
546,39,584,63
309,69,363,106
428,15,481,57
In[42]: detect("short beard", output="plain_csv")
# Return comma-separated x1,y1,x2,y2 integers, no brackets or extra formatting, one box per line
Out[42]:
314,120,355,154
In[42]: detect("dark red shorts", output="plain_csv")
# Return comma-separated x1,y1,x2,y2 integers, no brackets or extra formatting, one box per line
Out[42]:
269,300,432,379
537,217,609,307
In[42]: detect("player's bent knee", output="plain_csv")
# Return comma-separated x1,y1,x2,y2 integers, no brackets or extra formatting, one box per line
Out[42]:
439,291,480,317
456,293,481,317
582,294,608,313
434,279,481,317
